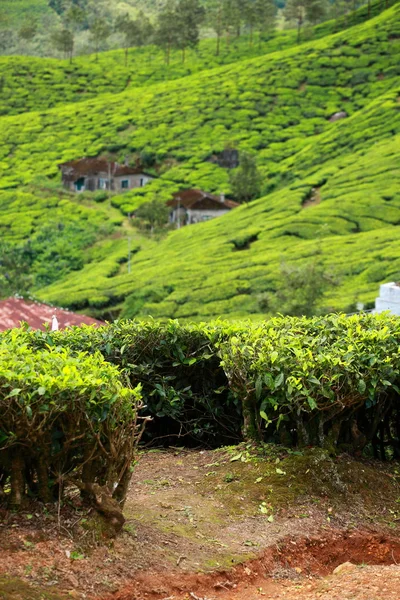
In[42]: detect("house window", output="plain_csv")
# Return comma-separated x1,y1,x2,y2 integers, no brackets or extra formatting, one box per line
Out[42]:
121,179,129,189
99,178,109,189
74,177,85,191
140,178,144,187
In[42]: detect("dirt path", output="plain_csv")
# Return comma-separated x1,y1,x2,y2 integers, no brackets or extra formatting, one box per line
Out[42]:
0,447,399,599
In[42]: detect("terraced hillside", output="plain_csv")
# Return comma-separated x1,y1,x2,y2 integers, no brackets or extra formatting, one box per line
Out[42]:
0,4,399,319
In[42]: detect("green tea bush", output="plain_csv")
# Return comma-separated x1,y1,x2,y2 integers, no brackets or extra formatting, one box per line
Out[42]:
28,320,242,446
18,313,400,461
218,313,400,458
0,329,143,514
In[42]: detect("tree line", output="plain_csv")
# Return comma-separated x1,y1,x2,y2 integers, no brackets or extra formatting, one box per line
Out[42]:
0,0,378,62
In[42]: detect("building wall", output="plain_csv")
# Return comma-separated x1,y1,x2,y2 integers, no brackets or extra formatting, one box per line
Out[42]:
115,174,153,190
64,172,153,192
187,208,230,224
170,207,230,225
375,282,400,315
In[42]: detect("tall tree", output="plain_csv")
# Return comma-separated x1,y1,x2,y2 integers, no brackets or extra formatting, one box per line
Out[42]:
229,152,262,204
244,0,276,45
175,0,205,62
135,199,170,235
154,1,180,66
283,0,307,43
222,0,242,41
89,17,111,61
115,14,138,66
136,11,154,47
55,2,86,61
207,0,224,56
18,21,38,44
51,28,74,61
260,258,337,317
306,0,329,24
0,30,14,54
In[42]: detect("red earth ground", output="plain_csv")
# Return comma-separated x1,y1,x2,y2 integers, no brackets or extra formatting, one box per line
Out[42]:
0,447,399,600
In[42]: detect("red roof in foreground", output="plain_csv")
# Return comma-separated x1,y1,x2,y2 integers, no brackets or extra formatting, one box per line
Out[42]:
0,298,103,332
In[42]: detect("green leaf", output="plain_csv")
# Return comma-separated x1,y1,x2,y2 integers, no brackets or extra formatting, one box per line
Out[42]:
7,388,22,398
307,396,318,410
230,453,242,462
260,410,271,424
357,379,366,394
274,372,284,389
270,351,278,364
184,357,197,366
255,477,263,483
267,514,274,523
37,386,46,396
275,468,286,475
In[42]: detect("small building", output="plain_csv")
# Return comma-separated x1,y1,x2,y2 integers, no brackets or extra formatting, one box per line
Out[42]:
0,297,103,331
59,158,154,193
167,189,239,226
375,282,400,316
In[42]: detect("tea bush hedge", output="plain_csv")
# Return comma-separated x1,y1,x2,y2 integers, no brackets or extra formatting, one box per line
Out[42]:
16,313,400,460
0,328,143,511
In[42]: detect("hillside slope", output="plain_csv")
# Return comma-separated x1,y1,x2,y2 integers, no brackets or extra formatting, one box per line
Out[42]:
0,0,397,117
1,4,399,318
39,91,400,317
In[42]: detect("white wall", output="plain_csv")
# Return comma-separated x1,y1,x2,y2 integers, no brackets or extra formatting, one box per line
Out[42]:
375,282,400,315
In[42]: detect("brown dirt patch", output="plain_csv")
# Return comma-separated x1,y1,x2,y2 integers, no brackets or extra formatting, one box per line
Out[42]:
100,532,400,600
0,447,399,599
302,187,321,208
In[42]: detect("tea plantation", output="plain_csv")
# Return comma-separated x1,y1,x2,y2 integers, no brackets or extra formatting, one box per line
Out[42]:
0,3,399,319
0,0,396,117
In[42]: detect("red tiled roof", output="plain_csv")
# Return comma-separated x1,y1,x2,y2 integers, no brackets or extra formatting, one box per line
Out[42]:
58,158,149,178
0,298,103,332
167,189,239,210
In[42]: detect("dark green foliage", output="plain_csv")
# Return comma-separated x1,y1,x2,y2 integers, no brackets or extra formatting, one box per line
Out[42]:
18,22,38,43
261,257,338,316
14,313,400,459
229,152,262,203
135,199,171,234
51,28,74,61
27,320,242,445
0,242,33,297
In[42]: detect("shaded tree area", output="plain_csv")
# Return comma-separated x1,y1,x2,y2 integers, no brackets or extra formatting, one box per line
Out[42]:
0,0,392,58
229,152,262,204
0,222,98,298
135,198,171,235
259,255,338,317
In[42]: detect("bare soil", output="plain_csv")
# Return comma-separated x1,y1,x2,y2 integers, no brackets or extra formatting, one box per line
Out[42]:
0,446,399,600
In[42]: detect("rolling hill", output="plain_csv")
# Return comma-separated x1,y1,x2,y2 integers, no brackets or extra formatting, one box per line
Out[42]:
0,3,399,319
0,0,395,118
